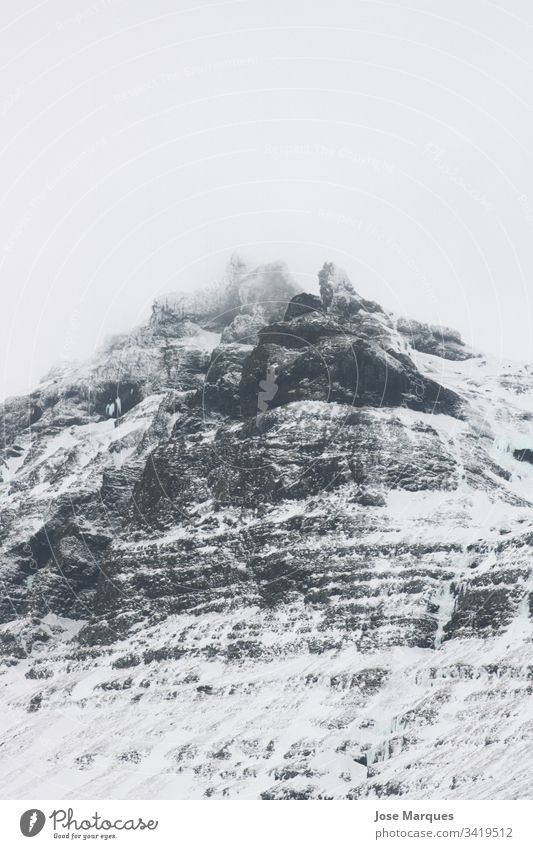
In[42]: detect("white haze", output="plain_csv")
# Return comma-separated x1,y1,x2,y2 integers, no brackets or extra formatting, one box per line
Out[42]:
1,0,533,400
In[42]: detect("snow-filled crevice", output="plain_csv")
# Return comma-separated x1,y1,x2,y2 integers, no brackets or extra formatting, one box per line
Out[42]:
434,581,457,649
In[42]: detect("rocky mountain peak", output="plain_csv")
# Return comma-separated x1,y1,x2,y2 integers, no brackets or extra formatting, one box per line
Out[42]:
318,261,361,312
0,254,532,801
149,253,248,329
150,255,299,335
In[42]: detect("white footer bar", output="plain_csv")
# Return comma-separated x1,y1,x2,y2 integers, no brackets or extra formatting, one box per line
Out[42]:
2,799,531,848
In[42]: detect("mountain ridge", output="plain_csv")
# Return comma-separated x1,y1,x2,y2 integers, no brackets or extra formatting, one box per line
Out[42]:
1,257,533,800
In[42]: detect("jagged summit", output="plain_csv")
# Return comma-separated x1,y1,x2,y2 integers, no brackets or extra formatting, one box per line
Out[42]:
316,260,474,360
319,261,363,316
3,257,472,430
151,255,300,332
151,252,249,328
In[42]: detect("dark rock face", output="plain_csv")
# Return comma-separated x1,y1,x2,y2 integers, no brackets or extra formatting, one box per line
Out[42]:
284,293,323,320
239,312,463,420
443,581,522,640
2,256,532,801
514,448,533,465
203,344,254,417
396,317,475,361
89,380,144,418
1,393,55,450
0,316,213,636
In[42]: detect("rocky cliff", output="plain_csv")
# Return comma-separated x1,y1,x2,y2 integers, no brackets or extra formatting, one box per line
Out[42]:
1,256,533,800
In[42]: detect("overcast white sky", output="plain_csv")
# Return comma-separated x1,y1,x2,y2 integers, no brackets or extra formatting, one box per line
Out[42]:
1,0,533,400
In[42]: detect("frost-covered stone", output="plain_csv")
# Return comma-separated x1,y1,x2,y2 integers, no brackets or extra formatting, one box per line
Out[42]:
396,317,475,361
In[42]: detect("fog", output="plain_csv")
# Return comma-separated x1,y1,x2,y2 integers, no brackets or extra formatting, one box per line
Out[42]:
1,0,533,400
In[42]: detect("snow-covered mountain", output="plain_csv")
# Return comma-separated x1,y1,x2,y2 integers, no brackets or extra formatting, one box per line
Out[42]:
2,256,533,800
